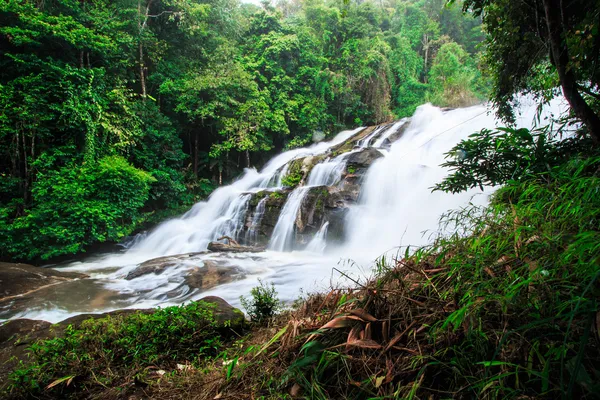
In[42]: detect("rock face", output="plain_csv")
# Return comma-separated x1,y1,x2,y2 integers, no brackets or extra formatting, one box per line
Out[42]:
0,262,88,305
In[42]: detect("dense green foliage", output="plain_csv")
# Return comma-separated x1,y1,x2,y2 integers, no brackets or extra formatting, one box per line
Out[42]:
0,0,486,261
458,0,600,143
434,125,596,193
7,301,229,398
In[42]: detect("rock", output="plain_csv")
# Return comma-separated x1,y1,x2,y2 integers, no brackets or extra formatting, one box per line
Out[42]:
385,120,410,144
0,262,88,303
207,241,265,253
184,261,244,290
344,147,384,169
125,252,206,280
197,296,245,327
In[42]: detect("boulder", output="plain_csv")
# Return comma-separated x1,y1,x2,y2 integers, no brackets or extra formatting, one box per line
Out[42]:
344,147,384,169
0,262,88,303
125,252,206,280
184,260,244,290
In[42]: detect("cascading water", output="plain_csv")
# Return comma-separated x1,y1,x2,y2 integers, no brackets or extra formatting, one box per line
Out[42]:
268,186,312,251
373,119,407,148
245,197,267,245
306,221,329,253
1,99,570,323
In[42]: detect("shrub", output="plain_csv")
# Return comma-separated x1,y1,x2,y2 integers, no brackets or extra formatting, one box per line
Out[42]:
240,279,282,324
7,301,224,398
0,155,155,260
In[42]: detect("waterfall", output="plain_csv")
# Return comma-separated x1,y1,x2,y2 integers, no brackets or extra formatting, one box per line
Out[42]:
306,221,329,253
245,197,267,245
373,119,407,148
268,186,312,251
10,99,571,324
126,127,364,257
307,153,352,187
210,194,251,241
357,125,386,148
342,100,567,261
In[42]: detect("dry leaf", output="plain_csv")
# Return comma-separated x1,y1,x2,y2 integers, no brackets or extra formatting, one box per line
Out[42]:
349,308,377,322
290,383,301,396
46,375,75,389
347,339,382,349
321,316,353,329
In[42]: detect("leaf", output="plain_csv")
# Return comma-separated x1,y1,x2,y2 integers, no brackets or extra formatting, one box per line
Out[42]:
256,325,288,356
226,357,238,381
321,316,354,329
46,375,76,389
374,375,385,388
347,339,381,349
348,308,377,322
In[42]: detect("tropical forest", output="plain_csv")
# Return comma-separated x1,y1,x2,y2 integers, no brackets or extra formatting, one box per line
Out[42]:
0,0,598,398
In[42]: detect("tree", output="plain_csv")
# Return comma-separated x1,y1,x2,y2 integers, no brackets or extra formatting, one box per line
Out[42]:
428,41,478,107
459,0,600,143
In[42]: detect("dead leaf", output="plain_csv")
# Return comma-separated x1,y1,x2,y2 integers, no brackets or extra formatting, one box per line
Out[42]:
364,323,372,340
347,339,382,349
374,375,385,388
290,383,301,396
384,321,416,352
46,375,76,389
349,308,377,322
321,316,353,329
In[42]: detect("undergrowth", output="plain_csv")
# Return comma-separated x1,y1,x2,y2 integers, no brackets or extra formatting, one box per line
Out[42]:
6,301,228,399
210,155,600,399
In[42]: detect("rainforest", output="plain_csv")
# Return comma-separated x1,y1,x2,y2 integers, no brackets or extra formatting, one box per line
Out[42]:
0,0,599,399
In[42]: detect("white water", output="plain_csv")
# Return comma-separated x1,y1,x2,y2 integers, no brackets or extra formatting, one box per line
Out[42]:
1,99,571,323
268,186,312,251
306,221,329,253
245,197,267,245
373,119,408,148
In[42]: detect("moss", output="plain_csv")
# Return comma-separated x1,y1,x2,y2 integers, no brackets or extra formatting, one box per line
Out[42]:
250,191,268,207
347,165,357,174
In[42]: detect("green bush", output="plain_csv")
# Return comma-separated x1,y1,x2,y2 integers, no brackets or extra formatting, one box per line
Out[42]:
240,280,282,324
7,302,224,398
0,156,155,260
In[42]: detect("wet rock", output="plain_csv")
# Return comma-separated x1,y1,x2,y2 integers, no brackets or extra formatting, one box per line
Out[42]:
294,186,352,245
207,241,265,253
184,260,244,290
384,120,410,144
125,252,206,280
244,190,289,245
0,262,88,303
345,147,384,169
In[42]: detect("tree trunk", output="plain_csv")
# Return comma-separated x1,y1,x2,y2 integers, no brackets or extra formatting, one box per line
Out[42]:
543,0,600,144
423,33,430,84
246,150,251,168
193,131,199,178
139,42,146,99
